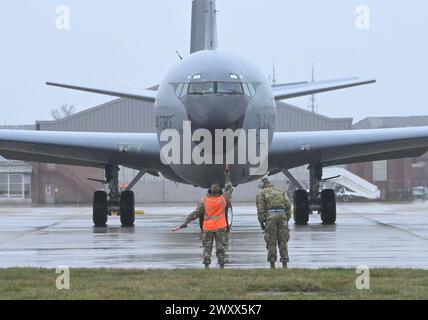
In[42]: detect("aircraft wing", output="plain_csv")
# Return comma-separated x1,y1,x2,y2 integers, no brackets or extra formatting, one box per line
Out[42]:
0,130,162,170
269,127,428,170
46,82,157,102
272,77,376,100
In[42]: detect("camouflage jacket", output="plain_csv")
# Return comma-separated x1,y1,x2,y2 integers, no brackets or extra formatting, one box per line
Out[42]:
184,172,233,226
256,185,291,225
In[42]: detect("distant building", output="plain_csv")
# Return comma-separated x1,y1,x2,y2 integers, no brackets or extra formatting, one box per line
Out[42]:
354,116,428,130
0,158,32,203
0,125,35,203
349,116,428,200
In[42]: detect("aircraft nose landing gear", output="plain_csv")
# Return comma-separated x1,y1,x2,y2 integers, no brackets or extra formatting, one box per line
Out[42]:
92,165,136,228
289,164,337,225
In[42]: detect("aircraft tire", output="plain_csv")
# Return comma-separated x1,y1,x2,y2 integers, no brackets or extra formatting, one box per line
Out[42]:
294,190,310,225
93,190,108,227
321,189,337,225
120,191,135,227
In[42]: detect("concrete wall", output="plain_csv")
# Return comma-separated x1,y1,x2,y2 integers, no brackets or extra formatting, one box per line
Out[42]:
32,163,103,204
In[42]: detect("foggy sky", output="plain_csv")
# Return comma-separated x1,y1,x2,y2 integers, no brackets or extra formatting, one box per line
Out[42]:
0,0,427,125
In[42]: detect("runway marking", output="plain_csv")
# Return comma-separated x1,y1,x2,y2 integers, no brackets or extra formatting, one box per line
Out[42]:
0,215,74,246
355,213,428,242
340,203,428,242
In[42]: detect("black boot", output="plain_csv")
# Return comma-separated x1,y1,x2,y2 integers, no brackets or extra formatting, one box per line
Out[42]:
204,263,210,269
220,264,225,269
282,262,288,269
270,262,276,269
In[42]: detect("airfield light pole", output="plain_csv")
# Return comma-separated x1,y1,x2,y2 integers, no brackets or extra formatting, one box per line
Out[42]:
272,64,277,86
309,64,318,113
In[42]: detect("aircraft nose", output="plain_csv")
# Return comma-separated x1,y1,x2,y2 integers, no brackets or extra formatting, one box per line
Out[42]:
181,95,250,131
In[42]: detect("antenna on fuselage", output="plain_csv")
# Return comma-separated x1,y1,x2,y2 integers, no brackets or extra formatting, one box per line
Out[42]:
176,51,184,61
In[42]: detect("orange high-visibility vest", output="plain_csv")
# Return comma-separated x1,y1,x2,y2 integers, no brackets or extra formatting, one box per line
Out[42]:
202,195,228,231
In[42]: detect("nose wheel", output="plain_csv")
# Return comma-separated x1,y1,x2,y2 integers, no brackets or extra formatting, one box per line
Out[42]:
92,165,136,227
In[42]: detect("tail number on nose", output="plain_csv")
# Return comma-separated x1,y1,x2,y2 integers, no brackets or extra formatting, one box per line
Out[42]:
156,115,173,131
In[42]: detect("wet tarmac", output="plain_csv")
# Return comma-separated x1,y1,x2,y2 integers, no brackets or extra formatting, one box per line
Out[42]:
0,202,427,269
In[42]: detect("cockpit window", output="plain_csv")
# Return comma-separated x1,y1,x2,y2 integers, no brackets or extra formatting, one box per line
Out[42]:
175,83,185,97
188,82,215,95
217,82,244,95
183,82,250,96
245,82,256,97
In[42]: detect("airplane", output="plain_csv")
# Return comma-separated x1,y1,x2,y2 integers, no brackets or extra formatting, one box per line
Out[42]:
1,0,428,228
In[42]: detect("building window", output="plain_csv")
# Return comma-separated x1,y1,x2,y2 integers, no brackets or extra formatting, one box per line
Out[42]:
9,174,23,198
24,175,31,199
373,160,388,182
0,174,30,200
0,175,8,198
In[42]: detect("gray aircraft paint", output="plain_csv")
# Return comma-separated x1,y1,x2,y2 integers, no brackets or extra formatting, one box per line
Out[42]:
191,0,218,53
1,0,428,189
155,50,275,187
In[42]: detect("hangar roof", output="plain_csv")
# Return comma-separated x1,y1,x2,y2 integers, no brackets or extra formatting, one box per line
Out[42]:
35,98,353,133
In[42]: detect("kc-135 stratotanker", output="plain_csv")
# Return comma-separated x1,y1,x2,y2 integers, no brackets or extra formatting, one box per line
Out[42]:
1,0,427,227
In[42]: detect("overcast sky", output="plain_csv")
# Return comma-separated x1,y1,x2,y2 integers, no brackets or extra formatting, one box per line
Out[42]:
0,0,427,125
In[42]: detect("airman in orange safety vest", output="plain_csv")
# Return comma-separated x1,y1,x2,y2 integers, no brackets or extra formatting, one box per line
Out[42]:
180,170,233,269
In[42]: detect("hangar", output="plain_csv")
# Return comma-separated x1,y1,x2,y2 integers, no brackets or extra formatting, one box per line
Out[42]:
0,125,34,203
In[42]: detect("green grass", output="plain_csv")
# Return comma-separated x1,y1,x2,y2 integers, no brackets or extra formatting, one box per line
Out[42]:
0,268,427,300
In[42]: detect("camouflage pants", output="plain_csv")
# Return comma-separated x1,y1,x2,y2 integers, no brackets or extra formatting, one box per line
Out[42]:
264,213,290,263
203,229,227,265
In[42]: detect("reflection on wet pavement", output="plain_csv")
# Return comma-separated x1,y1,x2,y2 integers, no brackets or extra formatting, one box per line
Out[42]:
0,202,427,269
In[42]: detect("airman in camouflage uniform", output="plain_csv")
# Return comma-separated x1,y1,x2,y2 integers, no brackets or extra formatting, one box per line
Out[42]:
180,171,233,269
256,178,292,269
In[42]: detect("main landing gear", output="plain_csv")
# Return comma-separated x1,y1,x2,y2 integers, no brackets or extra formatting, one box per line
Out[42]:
285,164,337,226
92,165,142,228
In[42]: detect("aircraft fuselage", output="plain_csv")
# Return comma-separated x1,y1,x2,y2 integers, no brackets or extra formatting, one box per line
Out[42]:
155,51,276,187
